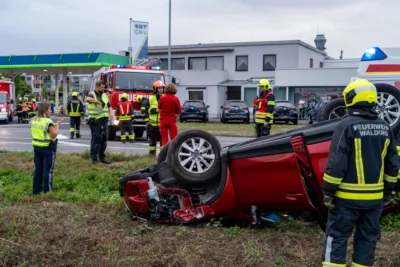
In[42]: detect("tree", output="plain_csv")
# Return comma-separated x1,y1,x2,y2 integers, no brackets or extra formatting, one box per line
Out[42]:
41,84,47,102
0,73,32,95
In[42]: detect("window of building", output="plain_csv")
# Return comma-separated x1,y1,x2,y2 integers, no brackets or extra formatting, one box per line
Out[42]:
320,62,323,68
159,58,185,70
189,57,224,70
236,55,248,71
244,87,257,107
187,88,205,100
263,55,277,71
310,58,314,68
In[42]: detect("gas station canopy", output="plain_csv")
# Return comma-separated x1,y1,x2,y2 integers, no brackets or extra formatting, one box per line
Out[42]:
0,52,129,75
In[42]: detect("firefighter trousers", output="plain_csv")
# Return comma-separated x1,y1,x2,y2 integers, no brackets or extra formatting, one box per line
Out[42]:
148,125,161,155
119,120,134,142
70,116,81,138
322,204,382,267
255,123,272,138
22,111,29,123
160,119,178,147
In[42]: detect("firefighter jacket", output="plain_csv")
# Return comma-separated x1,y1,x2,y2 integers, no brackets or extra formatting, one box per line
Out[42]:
67,97,84,117
255,90,275,124
396,135,400,200
16,102,22,113
115,99,134,121
323,108,399,209
140,97,150,122
149,94,162,126
87,91,110,120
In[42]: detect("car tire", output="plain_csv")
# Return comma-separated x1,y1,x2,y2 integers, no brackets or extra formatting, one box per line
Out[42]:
317,98,346,122
166,130,221,185
157,141,171,163
292,119,298,125
180,118,185,123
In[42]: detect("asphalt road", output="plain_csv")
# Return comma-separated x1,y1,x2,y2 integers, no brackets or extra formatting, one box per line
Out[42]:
0,118,253,155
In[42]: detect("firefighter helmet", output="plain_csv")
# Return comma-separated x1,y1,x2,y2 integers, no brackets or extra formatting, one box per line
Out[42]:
71,92,79,97
31,98,36,102
258,79,271,90
153,80,165,93
136,95,143,102
120,93,128,100
343,78,377,108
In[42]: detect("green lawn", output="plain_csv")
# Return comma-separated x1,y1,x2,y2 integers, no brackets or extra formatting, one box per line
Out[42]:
178,122,302,137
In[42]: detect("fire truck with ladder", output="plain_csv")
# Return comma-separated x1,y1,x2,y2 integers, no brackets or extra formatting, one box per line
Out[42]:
88,59,170,140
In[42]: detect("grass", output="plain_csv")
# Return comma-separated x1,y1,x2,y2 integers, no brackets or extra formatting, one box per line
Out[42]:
0,151,400,266
177,122,302,137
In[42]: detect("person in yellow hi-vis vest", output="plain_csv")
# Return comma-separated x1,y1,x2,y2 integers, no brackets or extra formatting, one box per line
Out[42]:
67,92,84,139
148,80,165,155
29,103,63,194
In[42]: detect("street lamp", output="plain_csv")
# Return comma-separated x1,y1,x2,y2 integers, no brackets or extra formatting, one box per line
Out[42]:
168,0,172,79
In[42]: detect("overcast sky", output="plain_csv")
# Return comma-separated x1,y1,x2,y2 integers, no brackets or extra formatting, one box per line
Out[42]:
1,0,398,59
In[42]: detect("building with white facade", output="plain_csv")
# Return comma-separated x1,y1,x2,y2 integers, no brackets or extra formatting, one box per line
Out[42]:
147,35,361,117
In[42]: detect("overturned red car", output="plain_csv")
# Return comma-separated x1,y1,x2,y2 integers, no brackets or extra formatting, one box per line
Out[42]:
118,119,400,230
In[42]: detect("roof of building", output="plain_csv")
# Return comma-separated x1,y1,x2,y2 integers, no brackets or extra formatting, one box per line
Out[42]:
0,52,129,75
149,40,327,56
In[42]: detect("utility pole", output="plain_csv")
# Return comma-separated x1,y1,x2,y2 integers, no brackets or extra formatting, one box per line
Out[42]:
168,0,172,80
129,18,133,65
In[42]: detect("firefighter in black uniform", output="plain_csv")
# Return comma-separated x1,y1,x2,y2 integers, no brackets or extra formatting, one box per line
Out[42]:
396,135,400,202
115,93,135,143
321,78,399,267
16,97,23,123
67,92,84,139
137,95,150,141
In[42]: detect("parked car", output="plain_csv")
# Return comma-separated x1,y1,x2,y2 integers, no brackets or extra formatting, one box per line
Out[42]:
273,100,298,125
180,100,209,123
220,100,250,124
119,120,399,230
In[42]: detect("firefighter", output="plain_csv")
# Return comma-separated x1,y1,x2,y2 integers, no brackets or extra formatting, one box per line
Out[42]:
396,136,400,202
85,80,113,164
252,95,258,123
67,92,84,139
29,98,37,119
115,93,135,143
16,97,23,123
22,97,29,123
138,95,151,141
254,79,275,137
321,78,399,267
148,80,165,155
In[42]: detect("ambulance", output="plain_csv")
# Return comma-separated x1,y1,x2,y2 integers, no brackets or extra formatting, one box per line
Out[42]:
89,61,167,140
319,47,400,134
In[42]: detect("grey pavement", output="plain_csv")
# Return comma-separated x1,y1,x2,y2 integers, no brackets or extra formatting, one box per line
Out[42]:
0,118,253,155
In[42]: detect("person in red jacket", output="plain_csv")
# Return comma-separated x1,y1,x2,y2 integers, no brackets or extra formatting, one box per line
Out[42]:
159,84,181,147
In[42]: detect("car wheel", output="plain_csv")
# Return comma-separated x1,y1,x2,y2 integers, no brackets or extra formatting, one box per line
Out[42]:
221,118,226,124
317,98,347,122
245,118,250,124
166,130,221,185
157,141,171,163
292,119,298,125
180,119,185,123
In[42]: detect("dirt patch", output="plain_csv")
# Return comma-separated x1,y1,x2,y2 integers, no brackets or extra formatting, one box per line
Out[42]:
1,202,399,267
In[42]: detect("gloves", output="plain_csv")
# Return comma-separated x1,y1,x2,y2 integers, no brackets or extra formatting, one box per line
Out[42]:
383,193,396,207
323,195,335,210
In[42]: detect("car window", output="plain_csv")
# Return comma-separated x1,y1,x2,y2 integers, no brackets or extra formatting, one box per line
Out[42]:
183,101,203,107
276,101,293,107
226,101,246,107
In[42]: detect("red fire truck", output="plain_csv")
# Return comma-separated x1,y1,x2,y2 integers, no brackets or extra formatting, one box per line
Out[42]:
0,79,16,124
89,62,167,140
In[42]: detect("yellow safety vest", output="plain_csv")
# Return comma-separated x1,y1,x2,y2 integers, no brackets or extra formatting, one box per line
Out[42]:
149,94,162,126
87,92,109,119
29,117,55,147
69,101,82,117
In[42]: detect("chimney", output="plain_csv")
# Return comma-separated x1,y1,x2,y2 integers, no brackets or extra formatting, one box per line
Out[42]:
340,50,343,59
314,34,327,52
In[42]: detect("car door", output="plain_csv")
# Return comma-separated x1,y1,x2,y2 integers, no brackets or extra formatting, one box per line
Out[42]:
228,135,317,213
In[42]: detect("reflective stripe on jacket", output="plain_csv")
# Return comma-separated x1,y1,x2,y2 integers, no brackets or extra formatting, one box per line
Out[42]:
88,92,109,119
68,100,83,117
29,117,55,147
117,101,133,121
323,111,399,208
255,91,275,124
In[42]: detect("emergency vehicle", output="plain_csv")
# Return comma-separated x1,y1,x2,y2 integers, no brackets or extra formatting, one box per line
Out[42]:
89,60,167,140
0,79,16,124
319,46,400,134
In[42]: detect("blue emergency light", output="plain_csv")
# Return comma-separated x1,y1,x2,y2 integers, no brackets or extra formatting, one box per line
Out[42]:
150,66,161,70
361,47,387,61
116,65,127,68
